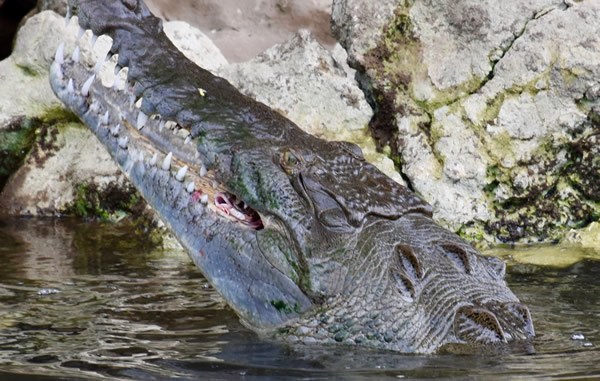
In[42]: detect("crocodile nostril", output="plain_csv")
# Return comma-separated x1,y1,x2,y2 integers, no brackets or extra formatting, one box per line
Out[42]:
454,305,507,344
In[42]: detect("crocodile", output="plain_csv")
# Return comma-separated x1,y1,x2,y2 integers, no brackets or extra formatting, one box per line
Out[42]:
48,0,535,354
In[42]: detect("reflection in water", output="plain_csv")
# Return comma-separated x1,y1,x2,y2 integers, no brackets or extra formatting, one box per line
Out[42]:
0,218,598,380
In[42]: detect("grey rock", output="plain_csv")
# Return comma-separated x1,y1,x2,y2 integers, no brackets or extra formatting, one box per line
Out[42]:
333,0,600,242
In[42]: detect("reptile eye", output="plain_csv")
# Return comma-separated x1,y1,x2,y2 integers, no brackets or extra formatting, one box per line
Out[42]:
279,150,301,175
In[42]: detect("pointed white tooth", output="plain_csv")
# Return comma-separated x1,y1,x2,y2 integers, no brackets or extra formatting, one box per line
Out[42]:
111,124,121,136
135,98,143,109
67,78,74,93
175,165,188,182
200,194,209,204
118,136,128,149
150,153,158,166
55,42,65,64
162,152,172,171
159,120,165,132
199,164,207,177
81,74,95,97
71,46,80,62
184,136,192,145
93,55,106,73
113,74,122,90
165,121,177,129
101,111,109,125
186,182,195,193
89,101,100,113
136,112,148,130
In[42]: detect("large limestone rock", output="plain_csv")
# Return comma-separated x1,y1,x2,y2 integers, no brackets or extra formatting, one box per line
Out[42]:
220,30,403,183
333,0,600,242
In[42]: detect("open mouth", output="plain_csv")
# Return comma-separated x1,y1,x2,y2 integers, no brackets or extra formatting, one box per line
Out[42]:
49,18,264,232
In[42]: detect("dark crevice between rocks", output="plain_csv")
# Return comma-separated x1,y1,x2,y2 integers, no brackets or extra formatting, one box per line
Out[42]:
345,9,420,191
0,0,37,60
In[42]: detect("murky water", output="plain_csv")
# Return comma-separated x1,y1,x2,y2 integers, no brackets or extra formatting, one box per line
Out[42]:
0,218,598,380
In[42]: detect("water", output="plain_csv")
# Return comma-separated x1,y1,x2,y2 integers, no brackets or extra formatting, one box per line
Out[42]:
0,218,598,380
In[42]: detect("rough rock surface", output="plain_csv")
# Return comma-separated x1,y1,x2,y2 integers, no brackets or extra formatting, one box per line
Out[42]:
220,30,403,183
333,0,600,243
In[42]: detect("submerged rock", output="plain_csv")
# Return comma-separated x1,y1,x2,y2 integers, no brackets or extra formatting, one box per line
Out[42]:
333,0,600,243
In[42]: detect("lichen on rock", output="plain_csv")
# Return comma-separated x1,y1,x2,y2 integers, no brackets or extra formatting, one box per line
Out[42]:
333,0,600,243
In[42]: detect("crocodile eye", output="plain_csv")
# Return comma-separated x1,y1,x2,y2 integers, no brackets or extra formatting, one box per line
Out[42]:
440,242,472,274
279,150,301,175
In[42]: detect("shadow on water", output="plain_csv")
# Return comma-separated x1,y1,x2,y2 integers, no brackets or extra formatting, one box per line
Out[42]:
0,217,598,380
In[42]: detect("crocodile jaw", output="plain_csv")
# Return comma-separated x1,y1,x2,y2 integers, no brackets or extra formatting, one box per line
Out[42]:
49,19,312,331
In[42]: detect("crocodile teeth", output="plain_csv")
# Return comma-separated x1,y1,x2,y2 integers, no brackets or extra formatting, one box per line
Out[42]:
150,153,158,166
118,136,128,149
100,111,109,126
71,46,80,63
89,101,100,114
110,124,121,136
67,78,74,93
113,74,123,90
135,98,143,109
175,166,188,182
55,42,65,64
162,152,172,171
93,54,107,74
186,182,195,193
184,136,192,145
136,112,148,130
200,194,209,204
81,74,95,97
199,164,207,177
165,121,177,129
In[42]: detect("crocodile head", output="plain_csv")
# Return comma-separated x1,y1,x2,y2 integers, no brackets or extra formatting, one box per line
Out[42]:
49,0,534,353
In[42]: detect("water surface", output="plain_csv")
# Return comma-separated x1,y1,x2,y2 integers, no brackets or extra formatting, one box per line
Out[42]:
0,218,598,380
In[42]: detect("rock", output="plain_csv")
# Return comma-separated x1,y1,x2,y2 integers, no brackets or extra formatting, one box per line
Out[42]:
219,30,404,184
0,122,128,216
163,21,228,72
333,0,600,243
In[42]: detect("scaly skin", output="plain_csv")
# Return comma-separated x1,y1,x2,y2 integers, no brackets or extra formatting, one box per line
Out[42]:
49,0,534,354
